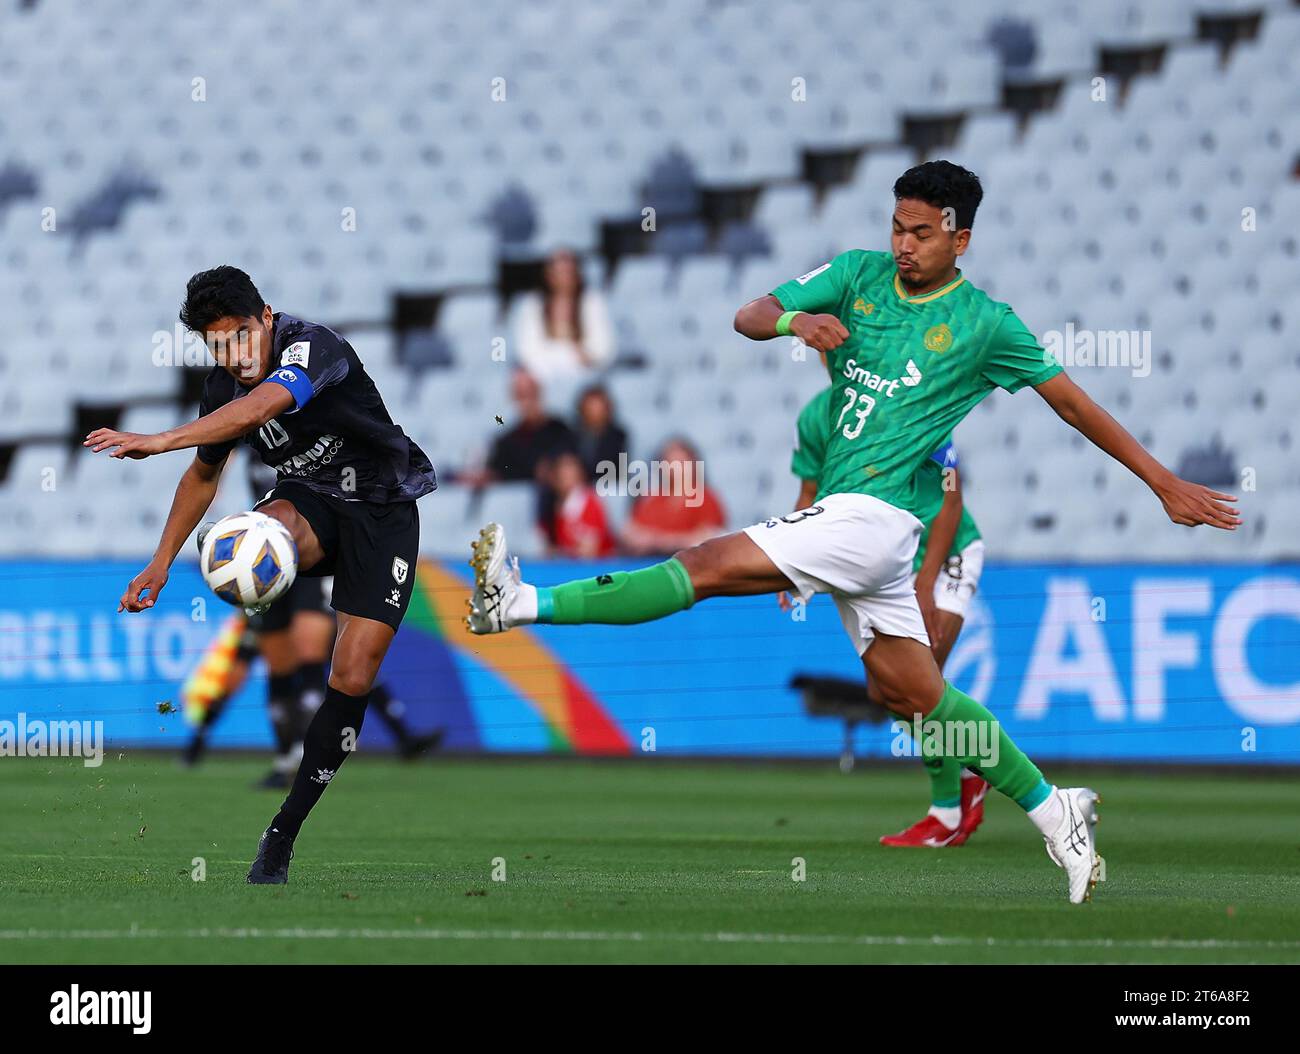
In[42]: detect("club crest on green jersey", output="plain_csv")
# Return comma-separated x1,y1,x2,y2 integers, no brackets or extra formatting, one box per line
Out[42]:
924,323,953,352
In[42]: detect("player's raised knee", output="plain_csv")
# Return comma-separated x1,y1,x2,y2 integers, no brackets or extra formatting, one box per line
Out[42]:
328,666,377,698
259,499,324,571
259,499,303,539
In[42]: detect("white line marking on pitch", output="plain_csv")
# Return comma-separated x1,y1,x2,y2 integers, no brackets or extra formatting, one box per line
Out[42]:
0,927,1296,951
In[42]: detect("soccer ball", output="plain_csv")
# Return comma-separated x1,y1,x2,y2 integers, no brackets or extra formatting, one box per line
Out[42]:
200,511,298,611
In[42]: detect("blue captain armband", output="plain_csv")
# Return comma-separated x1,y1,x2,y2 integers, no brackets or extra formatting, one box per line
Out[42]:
263,366,315,411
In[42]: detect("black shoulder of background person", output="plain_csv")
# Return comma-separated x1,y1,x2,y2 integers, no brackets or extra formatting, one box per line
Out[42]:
542,418,576,451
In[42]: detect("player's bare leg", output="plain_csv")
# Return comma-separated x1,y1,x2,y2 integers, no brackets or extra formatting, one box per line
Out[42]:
329,608,440,758
328,612,395,696
258,498,326,572
675,532,796,598
860,632,946,717
929,611,962,669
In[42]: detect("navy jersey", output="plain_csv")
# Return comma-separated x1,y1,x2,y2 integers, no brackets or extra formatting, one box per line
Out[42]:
246,451,277,501
197,313,436,504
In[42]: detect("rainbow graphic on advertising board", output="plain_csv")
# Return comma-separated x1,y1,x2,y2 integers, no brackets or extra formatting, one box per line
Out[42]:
375,559,631,754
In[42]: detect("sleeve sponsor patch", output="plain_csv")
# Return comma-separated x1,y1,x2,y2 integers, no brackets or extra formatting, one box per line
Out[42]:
282,341,310,368
795,262,832,285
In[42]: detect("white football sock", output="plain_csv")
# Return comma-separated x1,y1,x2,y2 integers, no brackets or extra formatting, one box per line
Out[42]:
1026,787,1065,836
927,804,961,830
512,582,538,624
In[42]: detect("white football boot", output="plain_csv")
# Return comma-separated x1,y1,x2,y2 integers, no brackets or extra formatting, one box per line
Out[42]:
1042,787,1105,904
466,522,524,634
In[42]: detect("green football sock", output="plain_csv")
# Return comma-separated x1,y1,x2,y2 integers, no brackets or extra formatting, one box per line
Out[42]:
921,682,1051,811
922,753,963,809
537,558,695,625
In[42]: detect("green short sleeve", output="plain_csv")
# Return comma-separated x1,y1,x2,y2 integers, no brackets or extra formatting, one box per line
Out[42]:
981,309,1062,393
771,251,861,315
790,387,832,481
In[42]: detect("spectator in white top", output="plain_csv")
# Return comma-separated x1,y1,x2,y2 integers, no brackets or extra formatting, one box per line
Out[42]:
512,248,615,381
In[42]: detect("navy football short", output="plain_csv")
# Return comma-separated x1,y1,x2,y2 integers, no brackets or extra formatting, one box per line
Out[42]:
255,482,419,630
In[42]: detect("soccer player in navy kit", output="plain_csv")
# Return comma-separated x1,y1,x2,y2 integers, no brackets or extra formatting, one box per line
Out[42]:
85,266,437,884
181,454,443,786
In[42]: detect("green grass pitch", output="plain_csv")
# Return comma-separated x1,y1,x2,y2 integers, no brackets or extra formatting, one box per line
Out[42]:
3,754,1298,964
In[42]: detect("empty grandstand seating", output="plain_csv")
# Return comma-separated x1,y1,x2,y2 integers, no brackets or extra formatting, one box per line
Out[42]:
0,0,1295,560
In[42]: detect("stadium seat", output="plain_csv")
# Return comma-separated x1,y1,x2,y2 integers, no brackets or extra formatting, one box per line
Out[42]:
0,0,1293,564
476,482,544,559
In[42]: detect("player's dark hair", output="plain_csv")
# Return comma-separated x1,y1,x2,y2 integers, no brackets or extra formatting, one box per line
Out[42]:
893,160,983,230
179,265,266,333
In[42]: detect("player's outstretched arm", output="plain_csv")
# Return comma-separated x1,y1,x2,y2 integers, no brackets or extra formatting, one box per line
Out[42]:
1033,373,1240,530
84,383,293,460
733,295,849,350
119,454,227,612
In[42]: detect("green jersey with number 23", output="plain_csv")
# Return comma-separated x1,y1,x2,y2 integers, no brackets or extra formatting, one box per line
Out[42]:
792,386,982,573
772,249,1060,519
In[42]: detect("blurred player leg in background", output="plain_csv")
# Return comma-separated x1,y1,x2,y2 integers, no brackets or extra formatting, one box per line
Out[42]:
295,577,444,761
181,614,254,766
181,568,442,786
369,681,445,760
878,541,990,848
250,610,307,791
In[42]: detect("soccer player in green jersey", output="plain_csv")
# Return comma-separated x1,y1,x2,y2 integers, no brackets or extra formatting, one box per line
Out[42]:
785,382,991,847
466,160,1239,903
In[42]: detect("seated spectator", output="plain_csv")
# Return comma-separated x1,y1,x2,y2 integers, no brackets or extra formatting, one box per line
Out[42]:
543,451,617,558
511,248,615,381
459,369,576,486
573,383,629,481
620,438,727,556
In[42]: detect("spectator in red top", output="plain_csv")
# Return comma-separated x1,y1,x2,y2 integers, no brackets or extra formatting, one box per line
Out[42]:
620,437,727,556
545,450,617,558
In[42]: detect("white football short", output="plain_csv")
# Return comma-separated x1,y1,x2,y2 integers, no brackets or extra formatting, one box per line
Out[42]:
922,539,985,619
743,492,928,655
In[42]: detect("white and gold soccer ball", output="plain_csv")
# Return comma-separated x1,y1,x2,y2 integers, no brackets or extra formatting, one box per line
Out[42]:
199,511,299,611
